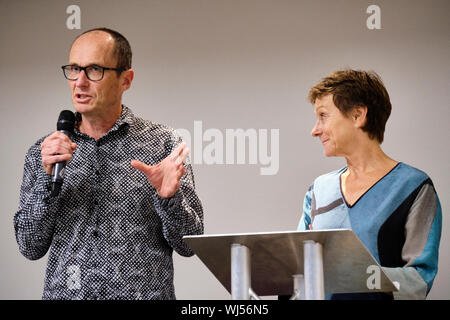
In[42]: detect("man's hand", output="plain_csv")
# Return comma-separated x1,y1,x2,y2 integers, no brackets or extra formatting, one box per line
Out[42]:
131,142,190,199
40,131,77,175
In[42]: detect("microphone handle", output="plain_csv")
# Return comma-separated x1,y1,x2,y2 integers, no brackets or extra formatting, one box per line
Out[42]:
51,129,71,196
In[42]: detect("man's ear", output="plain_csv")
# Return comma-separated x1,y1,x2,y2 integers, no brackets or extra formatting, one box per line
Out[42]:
121,69,134,91
352,105,368,128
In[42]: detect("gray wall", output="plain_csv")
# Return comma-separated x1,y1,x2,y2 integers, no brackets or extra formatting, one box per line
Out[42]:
1,0,448,299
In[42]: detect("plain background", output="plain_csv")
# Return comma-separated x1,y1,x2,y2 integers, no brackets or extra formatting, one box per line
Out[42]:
1,0,448,299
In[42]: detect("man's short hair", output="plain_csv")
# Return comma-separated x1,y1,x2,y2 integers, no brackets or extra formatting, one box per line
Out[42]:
308,69,392,143
74,27,132,72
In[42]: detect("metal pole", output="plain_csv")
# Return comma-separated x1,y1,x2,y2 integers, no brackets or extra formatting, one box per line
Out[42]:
303,240,325,300
231,243,251,300
249,288,261,300
290,274,305,300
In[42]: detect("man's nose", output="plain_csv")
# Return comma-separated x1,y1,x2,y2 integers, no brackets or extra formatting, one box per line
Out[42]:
75,69,89,87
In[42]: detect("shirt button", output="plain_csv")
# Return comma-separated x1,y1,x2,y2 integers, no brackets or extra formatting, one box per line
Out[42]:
93,230,99,237
95,169,99,175
94,200,99,206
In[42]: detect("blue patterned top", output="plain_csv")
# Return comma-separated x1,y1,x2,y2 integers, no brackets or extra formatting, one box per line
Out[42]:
298,163,442,299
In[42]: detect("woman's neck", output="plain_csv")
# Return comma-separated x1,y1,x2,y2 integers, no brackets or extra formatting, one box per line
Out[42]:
344,140,397,178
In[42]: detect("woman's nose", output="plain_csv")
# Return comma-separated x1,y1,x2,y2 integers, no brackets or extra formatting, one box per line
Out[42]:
311,121,321,137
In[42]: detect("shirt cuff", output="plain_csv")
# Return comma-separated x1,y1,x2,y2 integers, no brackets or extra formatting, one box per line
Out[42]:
155,189,184,215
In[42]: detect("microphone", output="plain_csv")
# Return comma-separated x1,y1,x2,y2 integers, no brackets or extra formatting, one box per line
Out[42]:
51,110,76,196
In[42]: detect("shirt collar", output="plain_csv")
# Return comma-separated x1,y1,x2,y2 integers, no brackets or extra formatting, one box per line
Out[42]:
114,105,134,128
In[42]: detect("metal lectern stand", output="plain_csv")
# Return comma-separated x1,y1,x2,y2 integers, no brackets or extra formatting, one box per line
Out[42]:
183,229,397,300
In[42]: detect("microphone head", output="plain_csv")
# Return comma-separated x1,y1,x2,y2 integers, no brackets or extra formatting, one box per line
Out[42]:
57,110,76,131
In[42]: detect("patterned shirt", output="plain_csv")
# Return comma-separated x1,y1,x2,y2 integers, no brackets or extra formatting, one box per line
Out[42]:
14,105,204,300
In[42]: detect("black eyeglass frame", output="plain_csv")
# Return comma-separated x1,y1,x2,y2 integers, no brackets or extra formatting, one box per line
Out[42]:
61,64,126,81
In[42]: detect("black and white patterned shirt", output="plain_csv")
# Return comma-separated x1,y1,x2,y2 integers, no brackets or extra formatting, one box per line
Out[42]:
14,106,204,300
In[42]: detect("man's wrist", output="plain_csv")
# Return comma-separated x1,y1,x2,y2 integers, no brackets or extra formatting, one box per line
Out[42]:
157,189,183,212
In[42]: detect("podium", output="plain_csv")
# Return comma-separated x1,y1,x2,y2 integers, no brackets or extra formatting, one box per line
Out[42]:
183,229,398,300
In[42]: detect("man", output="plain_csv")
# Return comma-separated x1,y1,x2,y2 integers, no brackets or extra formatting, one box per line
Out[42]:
14,28,204,300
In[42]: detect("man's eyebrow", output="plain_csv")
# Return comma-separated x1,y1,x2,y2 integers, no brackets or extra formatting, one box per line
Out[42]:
68,62,102,67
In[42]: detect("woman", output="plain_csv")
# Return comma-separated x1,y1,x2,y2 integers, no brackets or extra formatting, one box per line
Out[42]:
298,69,442,300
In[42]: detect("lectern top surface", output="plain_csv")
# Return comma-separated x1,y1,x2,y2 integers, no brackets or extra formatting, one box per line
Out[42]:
184,229,397,296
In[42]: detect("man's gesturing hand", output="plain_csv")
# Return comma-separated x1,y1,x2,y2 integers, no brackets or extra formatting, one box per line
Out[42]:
131,142,190,199
41,131,77,175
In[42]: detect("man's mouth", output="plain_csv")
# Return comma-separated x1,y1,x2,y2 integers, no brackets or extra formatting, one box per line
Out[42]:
75,93,92,103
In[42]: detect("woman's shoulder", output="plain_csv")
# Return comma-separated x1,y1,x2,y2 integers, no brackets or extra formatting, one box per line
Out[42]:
313,167,347,184
393,162,431,183
309,167,347,192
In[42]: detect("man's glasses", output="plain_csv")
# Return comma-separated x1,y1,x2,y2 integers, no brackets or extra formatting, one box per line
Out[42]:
61,64,125,81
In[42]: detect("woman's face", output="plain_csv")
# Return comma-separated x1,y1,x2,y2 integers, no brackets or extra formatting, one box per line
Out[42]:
311,94,356,157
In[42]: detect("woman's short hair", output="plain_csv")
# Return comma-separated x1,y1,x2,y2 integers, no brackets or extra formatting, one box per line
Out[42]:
308,69,392,143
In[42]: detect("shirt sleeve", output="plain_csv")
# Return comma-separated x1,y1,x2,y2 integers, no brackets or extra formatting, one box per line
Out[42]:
297,185,313,231
13,142,60,260
151,135,204,257
382,182,442,299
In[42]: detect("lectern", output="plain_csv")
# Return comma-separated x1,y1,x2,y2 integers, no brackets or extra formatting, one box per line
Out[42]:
183,229,398,300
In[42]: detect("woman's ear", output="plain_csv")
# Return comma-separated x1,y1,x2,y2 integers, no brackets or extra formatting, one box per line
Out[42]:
352,105,368,128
